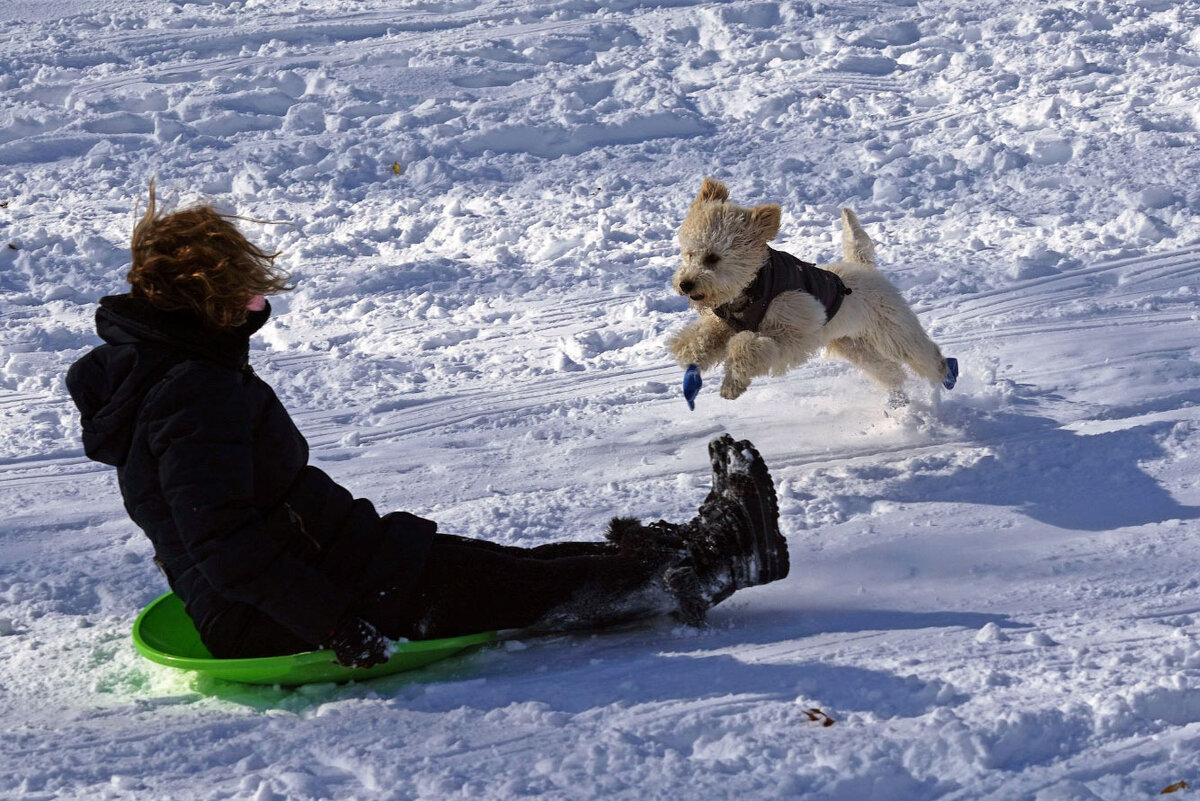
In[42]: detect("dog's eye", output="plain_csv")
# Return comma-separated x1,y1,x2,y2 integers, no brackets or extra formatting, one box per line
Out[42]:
702,253,719,266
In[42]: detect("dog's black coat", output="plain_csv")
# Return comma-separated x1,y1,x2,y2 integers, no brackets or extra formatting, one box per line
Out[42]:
713,247,849,333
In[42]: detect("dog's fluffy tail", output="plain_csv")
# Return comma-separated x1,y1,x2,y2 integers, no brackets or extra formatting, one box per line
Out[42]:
841,209,876,267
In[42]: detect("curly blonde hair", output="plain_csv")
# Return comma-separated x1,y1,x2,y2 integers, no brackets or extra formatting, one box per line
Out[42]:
127,181,291,328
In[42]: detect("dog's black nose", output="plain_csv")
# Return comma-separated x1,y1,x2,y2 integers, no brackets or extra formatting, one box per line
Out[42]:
679,280,695,294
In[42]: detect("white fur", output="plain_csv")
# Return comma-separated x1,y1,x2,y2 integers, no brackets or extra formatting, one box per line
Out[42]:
668,181,949,401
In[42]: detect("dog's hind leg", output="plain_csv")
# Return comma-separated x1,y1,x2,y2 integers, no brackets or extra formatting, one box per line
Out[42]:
841,209,876,266
880,316,950,388
827,336,906,393
904,338,951,388
857,294,950,389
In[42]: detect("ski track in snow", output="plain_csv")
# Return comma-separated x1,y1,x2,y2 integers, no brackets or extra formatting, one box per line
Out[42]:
2,0,1200,799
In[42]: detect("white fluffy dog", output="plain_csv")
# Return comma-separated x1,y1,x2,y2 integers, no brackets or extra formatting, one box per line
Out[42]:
668,178,956,406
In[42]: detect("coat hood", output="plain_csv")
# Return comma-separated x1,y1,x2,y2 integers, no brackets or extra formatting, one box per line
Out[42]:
66,295,271,466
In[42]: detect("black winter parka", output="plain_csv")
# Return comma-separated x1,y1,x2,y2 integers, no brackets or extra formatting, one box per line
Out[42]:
66,295,436,655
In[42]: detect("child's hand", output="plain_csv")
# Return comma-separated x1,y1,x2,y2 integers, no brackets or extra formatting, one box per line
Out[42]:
683,364,702,410
327,616,390,668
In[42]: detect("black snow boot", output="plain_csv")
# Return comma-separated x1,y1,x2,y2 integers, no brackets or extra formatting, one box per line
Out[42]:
607,435,789,626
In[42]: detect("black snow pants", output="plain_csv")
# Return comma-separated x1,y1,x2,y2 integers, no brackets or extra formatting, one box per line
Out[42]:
208,533,670,658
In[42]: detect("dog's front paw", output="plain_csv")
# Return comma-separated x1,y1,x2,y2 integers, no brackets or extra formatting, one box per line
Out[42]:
669,336,713,370
666,333,695,367
720,375,748,400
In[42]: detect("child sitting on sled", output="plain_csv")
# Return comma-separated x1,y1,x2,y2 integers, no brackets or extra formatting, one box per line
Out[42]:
66,185,789,668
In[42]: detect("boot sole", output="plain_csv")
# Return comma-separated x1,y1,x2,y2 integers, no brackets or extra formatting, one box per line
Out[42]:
708,436,788,585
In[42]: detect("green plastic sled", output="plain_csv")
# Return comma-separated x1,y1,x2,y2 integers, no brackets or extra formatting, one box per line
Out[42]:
132,592,496,686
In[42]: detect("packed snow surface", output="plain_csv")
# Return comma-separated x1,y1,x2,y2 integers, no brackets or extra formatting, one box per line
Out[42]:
2,0,1199,798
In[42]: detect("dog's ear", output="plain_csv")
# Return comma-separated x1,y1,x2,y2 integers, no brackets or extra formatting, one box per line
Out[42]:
748,204,781,241
694,177,729,204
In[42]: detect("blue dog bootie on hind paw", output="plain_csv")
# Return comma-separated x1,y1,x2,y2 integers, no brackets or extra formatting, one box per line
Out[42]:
683,364,702,410
942,357,959,390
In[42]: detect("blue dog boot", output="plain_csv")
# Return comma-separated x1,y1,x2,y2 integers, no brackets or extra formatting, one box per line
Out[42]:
942,357,959,390
683,364,702,410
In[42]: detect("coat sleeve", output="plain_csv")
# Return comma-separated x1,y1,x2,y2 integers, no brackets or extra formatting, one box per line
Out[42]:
143,366,353,646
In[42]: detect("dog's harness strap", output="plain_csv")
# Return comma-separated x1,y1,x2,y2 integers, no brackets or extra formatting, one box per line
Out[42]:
713,247,850,333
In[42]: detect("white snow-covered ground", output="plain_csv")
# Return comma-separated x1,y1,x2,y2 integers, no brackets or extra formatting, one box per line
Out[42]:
2,0,1199,798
